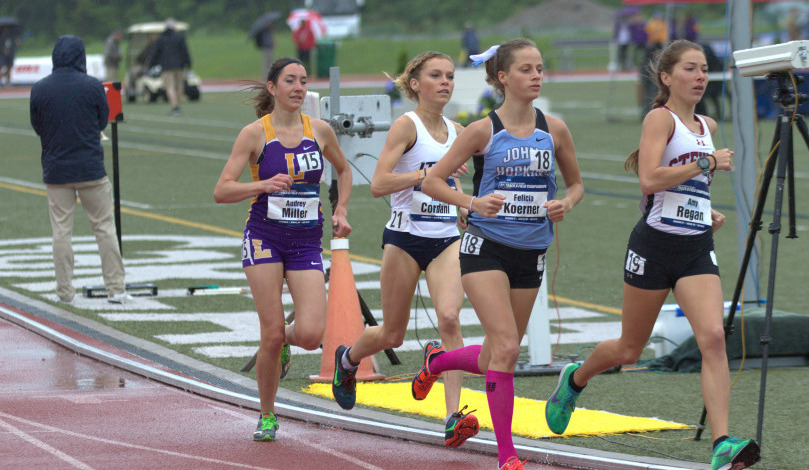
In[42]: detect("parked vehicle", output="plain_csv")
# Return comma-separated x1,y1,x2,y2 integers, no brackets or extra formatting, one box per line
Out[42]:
124,21,201,103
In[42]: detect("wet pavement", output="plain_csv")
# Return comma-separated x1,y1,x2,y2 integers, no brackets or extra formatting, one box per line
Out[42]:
1,309,572,470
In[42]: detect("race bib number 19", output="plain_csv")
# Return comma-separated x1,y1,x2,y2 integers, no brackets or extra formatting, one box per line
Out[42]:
625,249,645,275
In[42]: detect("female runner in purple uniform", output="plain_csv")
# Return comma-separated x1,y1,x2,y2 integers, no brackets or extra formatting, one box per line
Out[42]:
214,57,352,442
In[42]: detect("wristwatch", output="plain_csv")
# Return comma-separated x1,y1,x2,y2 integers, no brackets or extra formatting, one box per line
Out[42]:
696,155,711,175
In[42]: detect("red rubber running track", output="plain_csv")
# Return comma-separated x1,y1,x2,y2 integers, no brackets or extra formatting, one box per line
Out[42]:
0,307,570,470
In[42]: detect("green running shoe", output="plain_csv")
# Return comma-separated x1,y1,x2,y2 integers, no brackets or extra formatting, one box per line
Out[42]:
279,343,291,379
544,363,582,435
711,436,760,470
253,413,279,441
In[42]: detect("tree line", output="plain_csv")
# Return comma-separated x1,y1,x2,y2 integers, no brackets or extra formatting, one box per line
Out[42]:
5,0,278,44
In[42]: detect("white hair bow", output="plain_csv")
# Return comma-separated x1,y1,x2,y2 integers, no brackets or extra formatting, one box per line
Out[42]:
469,45,500,67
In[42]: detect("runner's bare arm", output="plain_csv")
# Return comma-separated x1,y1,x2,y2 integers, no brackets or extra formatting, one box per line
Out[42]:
313,119,352,237
214,121,292,203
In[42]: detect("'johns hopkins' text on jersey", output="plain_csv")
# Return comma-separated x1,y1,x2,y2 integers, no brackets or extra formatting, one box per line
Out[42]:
247,113,324,234
470,108,557,250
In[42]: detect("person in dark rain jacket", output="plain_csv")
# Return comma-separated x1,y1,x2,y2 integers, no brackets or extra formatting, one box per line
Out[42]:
30,35,133,305
148,18,192,115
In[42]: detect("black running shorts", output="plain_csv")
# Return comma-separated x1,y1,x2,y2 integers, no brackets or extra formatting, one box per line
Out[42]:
459,231,546,289
624,219,719,290
382,228,460,272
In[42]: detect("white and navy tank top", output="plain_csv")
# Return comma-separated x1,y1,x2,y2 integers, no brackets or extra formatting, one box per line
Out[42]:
643,108,714,235
386,111,459,238
468,108,557,250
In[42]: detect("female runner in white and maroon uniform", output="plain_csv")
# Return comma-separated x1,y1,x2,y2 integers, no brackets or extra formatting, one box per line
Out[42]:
543,40,760,470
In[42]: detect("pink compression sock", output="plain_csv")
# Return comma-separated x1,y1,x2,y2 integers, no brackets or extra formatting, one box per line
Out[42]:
486,370,516,467
428,344,482,375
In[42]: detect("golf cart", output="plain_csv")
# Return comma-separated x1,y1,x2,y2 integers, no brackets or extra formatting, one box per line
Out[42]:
124,21,201,103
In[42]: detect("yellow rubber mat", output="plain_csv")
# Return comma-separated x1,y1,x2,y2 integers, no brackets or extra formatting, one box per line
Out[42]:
304,382,689,438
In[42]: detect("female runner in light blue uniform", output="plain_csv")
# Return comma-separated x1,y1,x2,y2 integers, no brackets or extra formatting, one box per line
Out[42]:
413,39,584,470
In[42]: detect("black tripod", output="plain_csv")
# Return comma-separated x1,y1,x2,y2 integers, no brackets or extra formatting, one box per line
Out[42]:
695,71,807,446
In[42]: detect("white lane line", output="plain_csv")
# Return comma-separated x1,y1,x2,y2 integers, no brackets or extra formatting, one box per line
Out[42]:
0,410,274,470
210,405,384,470
0,415,94,470
115,140,227,159
0,176,153,209
123,124,236,142
0,125,227,160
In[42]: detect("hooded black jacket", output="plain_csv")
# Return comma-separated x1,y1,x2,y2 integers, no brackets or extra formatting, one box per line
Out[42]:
30,35,109,185
148,27,191,71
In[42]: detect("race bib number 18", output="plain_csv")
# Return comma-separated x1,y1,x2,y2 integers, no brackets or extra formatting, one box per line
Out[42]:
460,232,482,255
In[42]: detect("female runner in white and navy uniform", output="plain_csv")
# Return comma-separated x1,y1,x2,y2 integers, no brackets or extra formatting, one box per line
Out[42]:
543,40,760,470
214,57,352,442
415,39,584,470
330,51,480,449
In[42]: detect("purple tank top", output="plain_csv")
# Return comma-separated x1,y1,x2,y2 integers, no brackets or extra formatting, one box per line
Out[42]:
247,113,325,234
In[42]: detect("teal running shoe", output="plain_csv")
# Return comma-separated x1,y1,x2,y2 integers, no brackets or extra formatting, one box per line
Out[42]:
279,343,291,379
711,436,760,470
253,413,279,441
332,345,356,410
544,363,582,435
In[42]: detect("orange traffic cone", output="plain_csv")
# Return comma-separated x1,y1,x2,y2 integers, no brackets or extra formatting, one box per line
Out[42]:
310,238,385,382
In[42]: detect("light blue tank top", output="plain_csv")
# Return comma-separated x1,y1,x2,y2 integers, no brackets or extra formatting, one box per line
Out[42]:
469,108,557,249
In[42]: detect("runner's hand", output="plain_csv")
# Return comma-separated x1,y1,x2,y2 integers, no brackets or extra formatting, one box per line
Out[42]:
711,209,725,232
473,193,505,218
544,199,569,223
260,174,293,193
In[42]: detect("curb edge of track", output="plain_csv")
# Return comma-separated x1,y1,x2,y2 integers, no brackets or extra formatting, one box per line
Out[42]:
0,286,706,470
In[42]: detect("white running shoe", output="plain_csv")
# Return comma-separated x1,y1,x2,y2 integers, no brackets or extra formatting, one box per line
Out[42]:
108,293,135,304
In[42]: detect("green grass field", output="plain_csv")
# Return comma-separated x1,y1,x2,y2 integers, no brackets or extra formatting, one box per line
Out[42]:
2,76,807,469
18,30,556,82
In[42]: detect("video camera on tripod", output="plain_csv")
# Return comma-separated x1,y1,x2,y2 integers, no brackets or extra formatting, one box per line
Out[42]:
733,40,809,77
691,40,809,446
734,40,809,107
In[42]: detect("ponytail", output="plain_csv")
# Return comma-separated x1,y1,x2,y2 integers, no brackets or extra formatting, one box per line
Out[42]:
625,149,640,175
